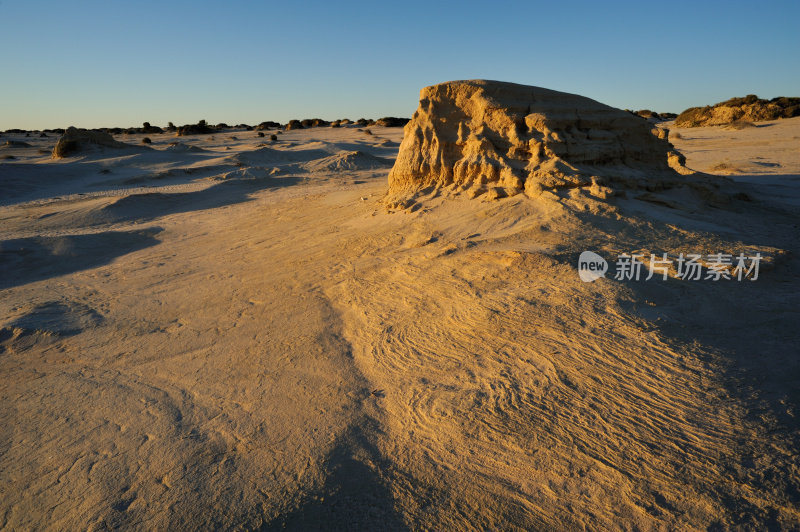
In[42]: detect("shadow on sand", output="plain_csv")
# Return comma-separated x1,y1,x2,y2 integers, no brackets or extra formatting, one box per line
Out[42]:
263,422,409,531
568,192,800,528
97,177,302,225
0,175,304,290
0,228,162,290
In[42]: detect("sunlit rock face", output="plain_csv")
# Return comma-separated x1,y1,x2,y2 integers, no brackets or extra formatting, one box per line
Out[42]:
388,80,688,200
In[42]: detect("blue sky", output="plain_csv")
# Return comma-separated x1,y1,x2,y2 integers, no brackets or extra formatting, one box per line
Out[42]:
1,0,798,129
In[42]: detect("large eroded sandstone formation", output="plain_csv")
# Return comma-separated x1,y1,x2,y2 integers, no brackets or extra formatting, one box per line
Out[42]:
388,80,689,200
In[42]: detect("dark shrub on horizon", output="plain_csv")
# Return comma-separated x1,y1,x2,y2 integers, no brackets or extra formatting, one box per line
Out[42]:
142,137,152,144
721,94,760,107
256,121,281,130
635,109,660,119
293,118,330,128
771,97,800,118
176,120,214,136
375,117,410,127
631,110,676,121
270,134,278,141
142,122,163,134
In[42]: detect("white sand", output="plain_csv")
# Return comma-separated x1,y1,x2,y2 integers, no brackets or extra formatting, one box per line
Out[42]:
1,120,799,529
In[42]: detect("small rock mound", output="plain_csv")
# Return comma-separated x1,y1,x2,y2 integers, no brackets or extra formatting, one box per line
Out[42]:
302,150,393,172
165,142,207,153
3,140,32,148
6,301,103,337
52,127,135,158
388,80,690,201
226,146,312,167
675,95,800,127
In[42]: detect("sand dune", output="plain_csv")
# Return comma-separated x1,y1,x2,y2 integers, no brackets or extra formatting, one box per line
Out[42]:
1,112,799,529
301,151,393,173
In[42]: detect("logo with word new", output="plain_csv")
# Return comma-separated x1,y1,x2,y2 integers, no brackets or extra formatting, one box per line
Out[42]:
577,250,763,282
578,251,608,282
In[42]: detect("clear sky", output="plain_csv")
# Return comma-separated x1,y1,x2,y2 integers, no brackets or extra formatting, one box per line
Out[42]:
1,0,798,130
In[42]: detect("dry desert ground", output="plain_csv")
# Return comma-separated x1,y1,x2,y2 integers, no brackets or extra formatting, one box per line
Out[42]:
1,115,799,529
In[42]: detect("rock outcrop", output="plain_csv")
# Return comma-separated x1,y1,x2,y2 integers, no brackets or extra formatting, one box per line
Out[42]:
675,95,800,127
388,80,690,200
52,127,135,158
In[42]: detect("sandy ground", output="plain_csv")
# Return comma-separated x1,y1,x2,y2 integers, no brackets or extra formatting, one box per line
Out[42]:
1,119,798,530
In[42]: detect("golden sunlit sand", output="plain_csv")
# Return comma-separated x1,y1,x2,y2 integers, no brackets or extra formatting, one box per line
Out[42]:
1,83,799,529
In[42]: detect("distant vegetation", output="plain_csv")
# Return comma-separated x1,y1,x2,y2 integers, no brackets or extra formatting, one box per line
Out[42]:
141,122,163,134
4,115,411,137
176,120,214,136
675,95,800,127
256,121,281,130
375,117,410,127
632,110,678,121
